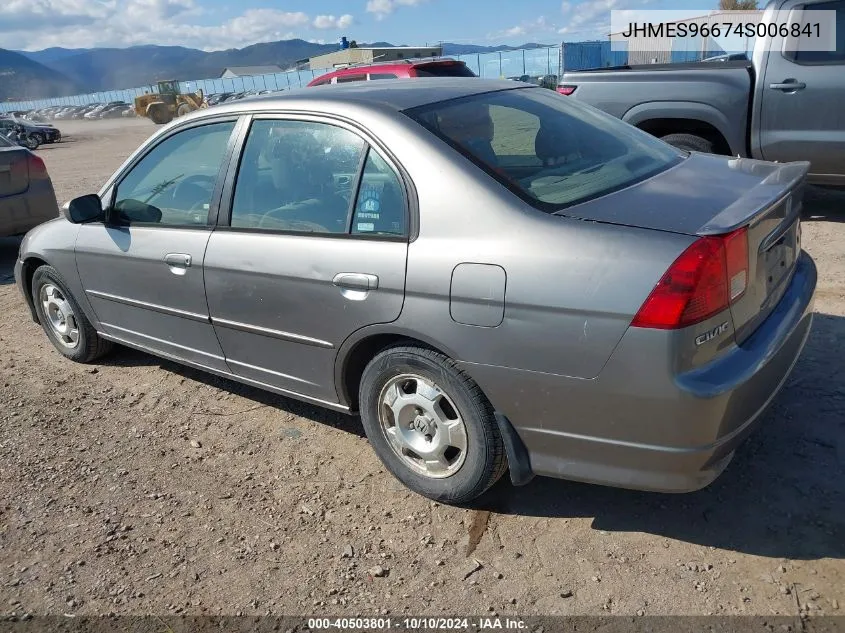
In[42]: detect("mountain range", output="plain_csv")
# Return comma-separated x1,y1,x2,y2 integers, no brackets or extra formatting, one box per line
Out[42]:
1,40,551,102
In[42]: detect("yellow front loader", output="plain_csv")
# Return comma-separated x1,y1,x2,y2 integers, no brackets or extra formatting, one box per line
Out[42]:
134,80,207,125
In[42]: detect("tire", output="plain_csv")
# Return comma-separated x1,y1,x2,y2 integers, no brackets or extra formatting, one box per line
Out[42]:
32,133,45,146
148,105,172,125
24,135,39,150
31,265,112,363
659,133,716,154
359,345,507,504
176,103,192,117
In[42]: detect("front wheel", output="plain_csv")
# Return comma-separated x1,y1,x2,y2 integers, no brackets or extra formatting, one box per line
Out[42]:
31,265,112,363
24,135,39,150
359,346,507,504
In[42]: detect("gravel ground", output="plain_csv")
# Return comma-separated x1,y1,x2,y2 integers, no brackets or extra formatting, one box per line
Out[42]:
0,119,843,619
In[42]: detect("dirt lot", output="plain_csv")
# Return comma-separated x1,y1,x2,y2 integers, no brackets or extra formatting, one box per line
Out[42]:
1,119,843,619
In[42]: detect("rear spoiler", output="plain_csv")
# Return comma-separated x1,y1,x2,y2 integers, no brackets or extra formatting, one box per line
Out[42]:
697,160,809,236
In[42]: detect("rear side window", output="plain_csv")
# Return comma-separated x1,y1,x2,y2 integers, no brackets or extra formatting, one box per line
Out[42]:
785,0,845,63
413,63,477,78
336,74,367,83
352,150,406,236
369,73,400,80
406,88,683,212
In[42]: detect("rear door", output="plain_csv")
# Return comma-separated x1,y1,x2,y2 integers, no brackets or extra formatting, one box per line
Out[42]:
759,0,845,182
204,115,410,405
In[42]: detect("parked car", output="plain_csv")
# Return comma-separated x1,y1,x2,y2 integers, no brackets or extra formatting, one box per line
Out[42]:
0,132,58,237
84,105,109,119
1,124,41,150
206,93,233,106
556,0,845,185
100,104,133,118
94,103,129,119
15,79,816,503
54,107,81,120
0,117,60,145
307,58,477,86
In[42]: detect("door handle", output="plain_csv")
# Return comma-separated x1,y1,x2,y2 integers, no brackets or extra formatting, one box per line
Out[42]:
332,272,379,291
769,80,806,91
164,253,192,270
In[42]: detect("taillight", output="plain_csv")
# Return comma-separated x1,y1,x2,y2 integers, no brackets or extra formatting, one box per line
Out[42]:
27,153,48,179
631,227,749,330
557,85,577,95
723,227,748,301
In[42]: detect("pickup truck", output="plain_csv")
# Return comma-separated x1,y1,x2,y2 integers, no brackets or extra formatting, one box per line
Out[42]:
559,0,845,185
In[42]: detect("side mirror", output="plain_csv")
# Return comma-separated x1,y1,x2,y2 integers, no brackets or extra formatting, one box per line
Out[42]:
64,194,105,224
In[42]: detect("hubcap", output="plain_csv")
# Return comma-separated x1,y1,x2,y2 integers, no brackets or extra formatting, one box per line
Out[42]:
378,374,468,479
40,284,80,349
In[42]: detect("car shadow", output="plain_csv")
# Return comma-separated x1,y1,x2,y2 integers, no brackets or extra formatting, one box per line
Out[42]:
802,185,845,223
95,313,844,561
476,312,845,561
97,346,365,439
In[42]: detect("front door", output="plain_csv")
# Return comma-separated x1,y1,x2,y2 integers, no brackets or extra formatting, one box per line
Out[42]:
75,120,237,370
759,0,845,182
204,117,410,404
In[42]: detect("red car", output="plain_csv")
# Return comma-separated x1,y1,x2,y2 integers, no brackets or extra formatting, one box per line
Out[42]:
307,58,476,86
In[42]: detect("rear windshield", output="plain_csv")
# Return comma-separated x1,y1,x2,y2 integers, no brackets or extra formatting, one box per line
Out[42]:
414,63,477,78
406,87,683,211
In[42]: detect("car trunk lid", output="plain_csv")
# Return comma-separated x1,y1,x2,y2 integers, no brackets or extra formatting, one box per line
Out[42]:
557,153,809,343
0,146,30,198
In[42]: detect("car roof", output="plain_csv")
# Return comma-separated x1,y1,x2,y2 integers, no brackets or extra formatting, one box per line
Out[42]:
200,78,533,117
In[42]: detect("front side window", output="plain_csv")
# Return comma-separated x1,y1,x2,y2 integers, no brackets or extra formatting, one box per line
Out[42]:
113,121,235,226
785,0,845,64
230,119,366,233
406,88,683,211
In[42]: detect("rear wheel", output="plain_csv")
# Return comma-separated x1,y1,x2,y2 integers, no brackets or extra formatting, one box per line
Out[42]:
31,265,112,363
359,346,507,504
660,133,715,154
23,135,39,150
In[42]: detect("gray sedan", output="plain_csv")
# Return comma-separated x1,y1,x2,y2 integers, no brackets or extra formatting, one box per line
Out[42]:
15,79,817,504
1,132,59,237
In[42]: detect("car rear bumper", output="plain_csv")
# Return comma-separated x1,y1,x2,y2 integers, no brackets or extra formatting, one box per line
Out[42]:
461,250,817,493
0,188,60,238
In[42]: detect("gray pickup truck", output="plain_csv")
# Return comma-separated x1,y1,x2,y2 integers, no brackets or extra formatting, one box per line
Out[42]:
560,0,845,185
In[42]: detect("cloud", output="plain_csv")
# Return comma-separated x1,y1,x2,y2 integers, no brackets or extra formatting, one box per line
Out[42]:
0,2,335,51
489,16,555,40
558,0,624,36
312,14,354,29
366,0,427,20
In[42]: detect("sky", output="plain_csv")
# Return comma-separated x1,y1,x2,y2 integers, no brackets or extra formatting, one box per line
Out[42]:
2,0,708,52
